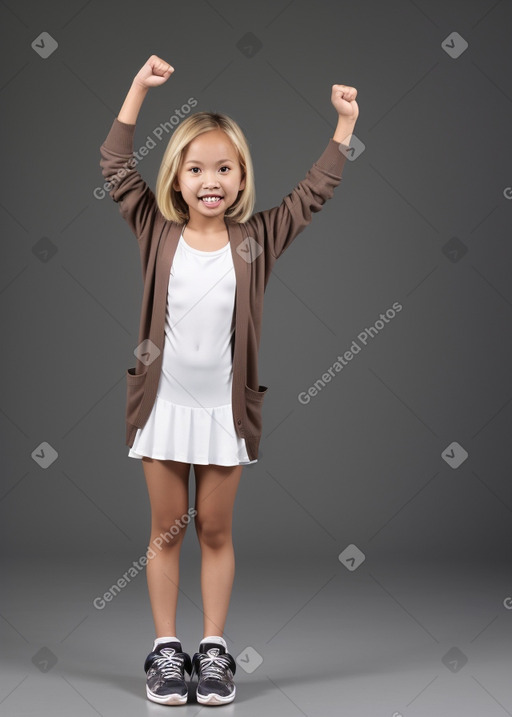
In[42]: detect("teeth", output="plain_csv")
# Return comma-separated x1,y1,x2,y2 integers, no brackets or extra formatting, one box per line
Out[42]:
201,196,221,202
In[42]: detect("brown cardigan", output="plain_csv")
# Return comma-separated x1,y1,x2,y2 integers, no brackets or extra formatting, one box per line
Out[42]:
99,118,348,461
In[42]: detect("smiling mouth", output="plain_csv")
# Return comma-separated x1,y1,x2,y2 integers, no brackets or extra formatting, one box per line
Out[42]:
200,196,223,205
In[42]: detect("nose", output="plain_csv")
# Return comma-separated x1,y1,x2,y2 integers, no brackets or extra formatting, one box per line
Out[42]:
202,170,220,187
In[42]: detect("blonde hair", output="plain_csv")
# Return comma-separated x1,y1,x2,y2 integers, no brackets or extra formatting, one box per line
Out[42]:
155,111,255,224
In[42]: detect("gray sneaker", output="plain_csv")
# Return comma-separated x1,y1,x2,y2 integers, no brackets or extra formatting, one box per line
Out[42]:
144,640,192,705
191,641,237,705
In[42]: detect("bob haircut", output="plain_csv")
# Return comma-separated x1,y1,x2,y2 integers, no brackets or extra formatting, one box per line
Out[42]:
155,111,256,224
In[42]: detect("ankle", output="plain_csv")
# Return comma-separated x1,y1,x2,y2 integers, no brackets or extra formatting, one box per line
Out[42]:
152,635,182,651
200,634,227,650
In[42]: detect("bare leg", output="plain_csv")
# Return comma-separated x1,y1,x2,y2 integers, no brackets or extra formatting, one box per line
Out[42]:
142,457,190,638
193,463,243,638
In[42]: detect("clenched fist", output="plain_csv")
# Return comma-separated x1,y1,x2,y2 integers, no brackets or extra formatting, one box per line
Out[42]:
133,55,175,90
331,84,358,121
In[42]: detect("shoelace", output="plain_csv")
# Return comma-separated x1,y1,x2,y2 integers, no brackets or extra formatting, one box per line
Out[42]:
152,648,185,680
196,653,232,680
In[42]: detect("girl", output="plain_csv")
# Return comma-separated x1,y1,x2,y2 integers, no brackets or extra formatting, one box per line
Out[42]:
99,55,358,706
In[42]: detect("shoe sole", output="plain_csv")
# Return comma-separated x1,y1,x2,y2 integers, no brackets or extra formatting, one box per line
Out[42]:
146,685,188,705
196,686,236,705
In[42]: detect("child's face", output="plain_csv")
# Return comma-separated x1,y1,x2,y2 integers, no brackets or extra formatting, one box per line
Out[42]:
173,129,246,223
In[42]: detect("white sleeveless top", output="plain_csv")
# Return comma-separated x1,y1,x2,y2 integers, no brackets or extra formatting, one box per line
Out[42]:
128,229,256,465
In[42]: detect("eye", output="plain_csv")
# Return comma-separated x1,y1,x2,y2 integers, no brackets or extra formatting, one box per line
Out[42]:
189,166,231,174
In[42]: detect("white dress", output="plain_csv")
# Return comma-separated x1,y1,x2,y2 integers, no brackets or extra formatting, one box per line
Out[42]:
128,229,257,466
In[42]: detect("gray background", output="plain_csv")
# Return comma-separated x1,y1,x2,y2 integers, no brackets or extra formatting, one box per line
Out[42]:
1,0,511,715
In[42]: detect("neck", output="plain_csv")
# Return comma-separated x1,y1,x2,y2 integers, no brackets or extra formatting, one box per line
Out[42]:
184,211,228,234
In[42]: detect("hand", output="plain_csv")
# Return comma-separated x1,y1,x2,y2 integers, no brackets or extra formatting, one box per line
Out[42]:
133,54,175,89
331,84,359,121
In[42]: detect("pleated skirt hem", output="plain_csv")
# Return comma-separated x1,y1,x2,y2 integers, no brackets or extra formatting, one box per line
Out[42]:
127,394,257,466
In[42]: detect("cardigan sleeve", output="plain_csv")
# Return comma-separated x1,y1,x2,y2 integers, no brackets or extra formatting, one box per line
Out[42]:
247,138,348,261
99,118,161,244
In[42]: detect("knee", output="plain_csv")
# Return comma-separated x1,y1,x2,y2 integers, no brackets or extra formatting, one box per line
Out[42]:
195,516,231,549
149,519,188,550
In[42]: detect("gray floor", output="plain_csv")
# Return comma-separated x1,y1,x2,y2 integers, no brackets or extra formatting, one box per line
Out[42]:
1,556,510,716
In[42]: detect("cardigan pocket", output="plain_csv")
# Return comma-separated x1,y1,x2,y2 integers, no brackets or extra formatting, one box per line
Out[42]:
244,383,268,437
126,367,148,426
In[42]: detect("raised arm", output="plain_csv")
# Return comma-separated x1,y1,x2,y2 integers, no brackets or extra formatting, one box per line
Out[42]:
117,82,148,125
99,56,175,245
331,83,359,145
119,56,174,123
247,83,359,263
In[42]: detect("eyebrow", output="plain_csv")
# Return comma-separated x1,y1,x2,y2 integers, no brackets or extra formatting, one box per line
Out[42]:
184,158,235,165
